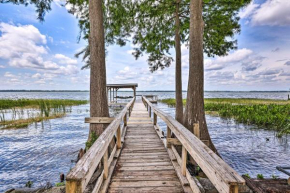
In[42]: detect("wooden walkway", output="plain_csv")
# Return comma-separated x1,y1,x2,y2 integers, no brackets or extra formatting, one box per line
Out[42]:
107,100,184,192
66,96,245,193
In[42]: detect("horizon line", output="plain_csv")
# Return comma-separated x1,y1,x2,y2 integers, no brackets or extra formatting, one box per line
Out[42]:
0,90,289,92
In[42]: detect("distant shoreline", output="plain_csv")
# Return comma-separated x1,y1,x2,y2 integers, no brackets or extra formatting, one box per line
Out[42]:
0,90,289,92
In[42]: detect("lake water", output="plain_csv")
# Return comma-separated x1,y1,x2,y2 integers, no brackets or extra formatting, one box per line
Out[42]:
0,91,289,191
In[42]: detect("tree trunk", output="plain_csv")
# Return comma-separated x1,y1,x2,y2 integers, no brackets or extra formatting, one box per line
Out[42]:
175,0,183,123
183,0,217,153
88,0,109,140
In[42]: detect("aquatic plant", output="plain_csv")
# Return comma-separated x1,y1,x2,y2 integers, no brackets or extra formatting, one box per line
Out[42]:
0,99,88,129
86,132,98,150
244,174,251,179
160,98,290,136
55,182,65,187
257,174,264,179
271,174,279,179
0,99,88,110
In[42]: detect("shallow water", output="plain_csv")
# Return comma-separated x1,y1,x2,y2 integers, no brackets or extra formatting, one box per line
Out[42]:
0,91,289,191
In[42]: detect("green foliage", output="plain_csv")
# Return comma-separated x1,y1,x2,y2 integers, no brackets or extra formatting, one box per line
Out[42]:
271,174,279,179
25,180,33,188
160,98,290,136
86,132,98,150
244,174,251,179
257,174,264,179
0,0,52,21
0,99,88,110
67,0,135,69
55,182,65,187
0,99,88,129
131,0,251,71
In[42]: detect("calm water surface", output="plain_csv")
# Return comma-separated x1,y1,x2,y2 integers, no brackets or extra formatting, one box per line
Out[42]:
0,91,289,191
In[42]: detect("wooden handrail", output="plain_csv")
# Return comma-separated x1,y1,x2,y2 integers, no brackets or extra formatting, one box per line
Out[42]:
66,97,135,193
142,96,245,193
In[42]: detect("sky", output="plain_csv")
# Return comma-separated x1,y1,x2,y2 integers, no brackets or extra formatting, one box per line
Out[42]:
0,0,289,91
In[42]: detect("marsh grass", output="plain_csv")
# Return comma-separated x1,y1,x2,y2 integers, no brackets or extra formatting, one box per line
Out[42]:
0,99,88,129
160,98,290,136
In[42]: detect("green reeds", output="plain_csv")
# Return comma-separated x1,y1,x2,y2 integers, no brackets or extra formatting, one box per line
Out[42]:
0,99,88,129
160,98,290,136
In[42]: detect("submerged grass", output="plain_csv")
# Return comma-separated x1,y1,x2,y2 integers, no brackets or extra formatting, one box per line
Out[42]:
0,99,88,129
160,98,290,136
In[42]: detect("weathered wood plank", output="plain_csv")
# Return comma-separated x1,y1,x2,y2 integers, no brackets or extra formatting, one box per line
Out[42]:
108,186,184,193
109,180,182,188
85,117,115,124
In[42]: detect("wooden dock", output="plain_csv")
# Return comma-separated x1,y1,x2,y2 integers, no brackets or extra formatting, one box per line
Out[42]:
107,101,184,192
66,96,246,193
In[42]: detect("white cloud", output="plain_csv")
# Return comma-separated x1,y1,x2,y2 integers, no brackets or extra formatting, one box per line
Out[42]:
32,73,42,79
4,72,16,78
0,22,79,76
241,0,290,26
216,48,253,63
0,65,5,68
239,2,259,19
55,54,77,65
0,23,47,60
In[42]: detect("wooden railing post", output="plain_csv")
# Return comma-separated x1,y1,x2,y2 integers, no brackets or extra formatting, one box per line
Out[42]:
181,146,187,176
193,122,200,139
103,148,108,179
149,107,151,117
123,113,127,127
117,125,121,149
153,113,157,125
166,126,171,148
129,107,131,117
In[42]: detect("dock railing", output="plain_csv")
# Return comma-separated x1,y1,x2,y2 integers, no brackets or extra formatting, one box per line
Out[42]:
66,97,135,193
142,96,245,193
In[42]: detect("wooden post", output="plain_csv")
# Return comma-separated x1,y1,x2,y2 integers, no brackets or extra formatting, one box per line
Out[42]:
110,88,112,102
149,107,151,117
103,148,108,179
129,107,131,117
133,86,136,97
113,88,115,102
166,126,171,148
181,146,187,176
288,177,290,185
116,88,118,103
230,185,239,193
193,122,200,139
123,113,127,127
153,113,157,125
117,125,121,149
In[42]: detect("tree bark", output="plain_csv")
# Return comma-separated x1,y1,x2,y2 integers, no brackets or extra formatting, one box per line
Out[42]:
183,0,217,153
175,0,183,123
89,0,109,140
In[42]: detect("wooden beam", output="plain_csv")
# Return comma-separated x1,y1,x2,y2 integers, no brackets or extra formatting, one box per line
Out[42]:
193,122,200,139
123,113,127,127
166,126,172,148
167,138,182,146
153,113,157,125
103,149,108,180
117,125,121,149
181,146,187,176
85,117,114,124
171,145,204,193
